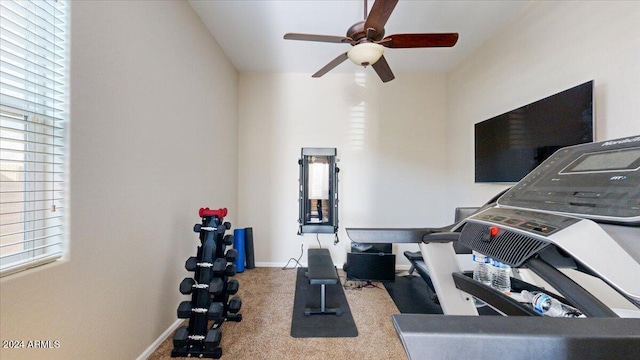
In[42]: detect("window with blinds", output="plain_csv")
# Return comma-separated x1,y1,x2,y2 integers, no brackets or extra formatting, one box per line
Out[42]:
1,0,68,277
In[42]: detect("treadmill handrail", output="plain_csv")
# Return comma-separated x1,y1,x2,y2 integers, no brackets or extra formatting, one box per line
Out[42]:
345,226,452,244
423,231,460,243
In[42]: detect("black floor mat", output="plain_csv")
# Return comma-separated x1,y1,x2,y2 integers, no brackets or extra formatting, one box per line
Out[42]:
384,275,443,314
290,267,358,338
385,274,500,315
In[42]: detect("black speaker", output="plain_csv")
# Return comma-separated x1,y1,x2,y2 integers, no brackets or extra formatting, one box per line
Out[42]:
345,252,395,282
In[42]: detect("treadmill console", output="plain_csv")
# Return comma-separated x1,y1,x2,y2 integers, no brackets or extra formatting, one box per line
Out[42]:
498,135,640,224
471,207,580,237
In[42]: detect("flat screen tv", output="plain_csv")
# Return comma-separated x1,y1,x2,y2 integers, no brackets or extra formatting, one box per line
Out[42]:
475,81,594,183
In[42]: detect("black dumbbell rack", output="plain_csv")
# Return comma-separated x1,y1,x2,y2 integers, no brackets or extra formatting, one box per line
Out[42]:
171,208,243,358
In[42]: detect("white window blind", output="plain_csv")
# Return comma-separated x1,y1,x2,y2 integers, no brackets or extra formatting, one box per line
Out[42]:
1,0,68,277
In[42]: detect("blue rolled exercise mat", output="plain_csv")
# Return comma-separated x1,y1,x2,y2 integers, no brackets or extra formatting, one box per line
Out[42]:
233,228,245,273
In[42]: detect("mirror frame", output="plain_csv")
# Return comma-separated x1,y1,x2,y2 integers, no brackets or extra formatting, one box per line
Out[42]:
298,148,339,234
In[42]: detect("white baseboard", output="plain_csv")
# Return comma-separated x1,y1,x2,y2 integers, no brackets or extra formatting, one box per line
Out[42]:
137,318,183,360
254,262,411,271
255,261,294,268
253,262,342,269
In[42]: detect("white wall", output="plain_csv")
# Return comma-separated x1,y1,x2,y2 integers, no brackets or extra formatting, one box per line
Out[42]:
238,72,451,268
0,1,238,359
445,1,640,208
2,1,638,357
238,1,640,269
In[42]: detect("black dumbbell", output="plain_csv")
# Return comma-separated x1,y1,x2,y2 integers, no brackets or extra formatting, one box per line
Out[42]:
179,278,224,295
223,234,234,246
226,279,239,295
173,327,190,348
179,278,196,294
228,296,242,314
185,257,216,272
225,264,236,277
172,326,221,349
211,258,227,275
176,301,225,320
204,328,222,349
185,257,198,271
225,249,237,262
208,278,224,294
207,302,224,322
177,301,192,318
215,222,231,235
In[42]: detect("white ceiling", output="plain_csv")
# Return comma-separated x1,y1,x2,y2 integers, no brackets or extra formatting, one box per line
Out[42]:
189,0,532,75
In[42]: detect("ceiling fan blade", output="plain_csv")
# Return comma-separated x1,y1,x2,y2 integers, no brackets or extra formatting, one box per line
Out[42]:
372,55,395,83
284,33,353,44
312,52,349,78
364,0,399,33
380,33,459,48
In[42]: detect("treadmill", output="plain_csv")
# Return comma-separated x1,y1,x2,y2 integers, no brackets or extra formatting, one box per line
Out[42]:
346,135,640,359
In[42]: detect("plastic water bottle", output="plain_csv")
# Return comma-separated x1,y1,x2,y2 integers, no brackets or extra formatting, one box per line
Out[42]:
521,290,583,317
491,259,511,293
472,252,492,286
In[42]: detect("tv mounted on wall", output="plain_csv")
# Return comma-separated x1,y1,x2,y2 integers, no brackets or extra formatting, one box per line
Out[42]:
475,81,594,183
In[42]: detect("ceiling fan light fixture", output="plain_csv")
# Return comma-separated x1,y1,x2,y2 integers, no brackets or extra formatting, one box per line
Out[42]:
347,43,384,67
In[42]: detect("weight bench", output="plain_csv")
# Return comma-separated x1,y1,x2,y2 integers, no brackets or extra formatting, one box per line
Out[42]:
305,248,342,316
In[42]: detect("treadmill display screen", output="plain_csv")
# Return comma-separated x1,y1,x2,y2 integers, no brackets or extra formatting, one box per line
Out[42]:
563,148,640,173
497,135,640,224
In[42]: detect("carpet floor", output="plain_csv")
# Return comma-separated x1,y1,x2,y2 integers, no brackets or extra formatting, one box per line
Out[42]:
147,267,406,359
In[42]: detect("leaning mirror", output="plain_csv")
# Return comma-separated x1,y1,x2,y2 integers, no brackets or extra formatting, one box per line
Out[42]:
298,148,339,234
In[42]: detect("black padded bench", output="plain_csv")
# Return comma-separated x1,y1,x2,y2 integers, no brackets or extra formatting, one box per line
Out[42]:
305,248,341,316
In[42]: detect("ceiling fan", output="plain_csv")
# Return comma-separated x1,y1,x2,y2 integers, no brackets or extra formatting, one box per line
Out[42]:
283,0,459,83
